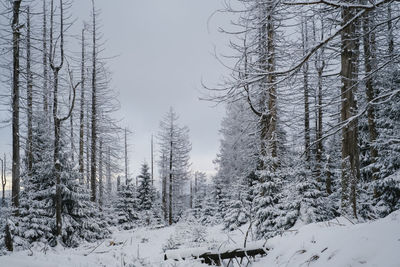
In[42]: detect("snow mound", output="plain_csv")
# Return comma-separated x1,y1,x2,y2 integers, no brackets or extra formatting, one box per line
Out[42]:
253,210,400,267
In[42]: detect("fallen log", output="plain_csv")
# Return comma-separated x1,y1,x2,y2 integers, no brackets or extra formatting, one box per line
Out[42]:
164,245,269,266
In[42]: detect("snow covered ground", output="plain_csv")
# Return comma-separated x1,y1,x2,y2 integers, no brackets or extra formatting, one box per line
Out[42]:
0,211,399,267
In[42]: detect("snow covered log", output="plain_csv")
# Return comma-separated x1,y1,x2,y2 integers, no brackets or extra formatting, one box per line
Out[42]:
164,245,269,265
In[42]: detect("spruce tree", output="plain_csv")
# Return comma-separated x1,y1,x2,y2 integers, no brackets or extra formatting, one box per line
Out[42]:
137,163,153,211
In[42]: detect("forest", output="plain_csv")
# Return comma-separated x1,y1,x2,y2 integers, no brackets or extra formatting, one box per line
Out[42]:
0,0,399,266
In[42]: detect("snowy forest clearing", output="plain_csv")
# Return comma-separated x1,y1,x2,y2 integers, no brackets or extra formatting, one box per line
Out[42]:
0,211,399,267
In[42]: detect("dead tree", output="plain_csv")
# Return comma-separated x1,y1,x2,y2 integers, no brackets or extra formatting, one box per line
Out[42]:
1,155,6,203
79,27,85,185
98,138,103,207
302,17,311,164
11,0,22,211
26,6,33,178
124,127,128,185
42,0,49,114
49,0,80,236
90,0,97,202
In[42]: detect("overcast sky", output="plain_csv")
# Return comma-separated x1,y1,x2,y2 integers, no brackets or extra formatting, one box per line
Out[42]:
0,0,233,188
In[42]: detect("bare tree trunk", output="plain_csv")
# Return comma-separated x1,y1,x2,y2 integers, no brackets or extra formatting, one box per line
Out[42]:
362,9,379,197
313,17,326,188
106,146,111,194
266,4,278,169
69,97,74,162
86,104,90,188
5,222,13,251
79,28,85,185
99,138,103,207
50,0,78,237
168,119,174,225
387,4,394,64
124,128,128,185
26,7,33,178
42,0,48,114
168,138,173,225
151,135,154,186
189,178,193,209
161,153,167,222
256,3,278,173
50,0,65,237
90,0,97,202
11,0,22,211
302,18,311,164
340,5,360,218
1,156,5,203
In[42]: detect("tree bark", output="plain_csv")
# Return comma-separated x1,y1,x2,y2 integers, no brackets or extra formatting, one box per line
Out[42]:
79,28,85,185
99,138,103,207
90,0,97,202
106,146,111,194
161,152,167,222
42,0,48,114
340,4,360,218
362,9,379,197
302,19,311,164
26,7,33,178
11,0,22,211
124,128,128,185
169,138,173,225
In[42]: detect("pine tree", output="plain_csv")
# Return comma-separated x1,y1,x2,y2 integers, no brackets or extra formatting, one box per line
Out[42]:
137,162,153,211
114,183,139,230
18,114,54,245
16,114,109,248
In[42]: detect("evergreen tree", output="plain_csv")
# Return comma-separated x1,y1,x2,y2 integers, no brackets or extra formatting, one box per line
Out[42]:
16,115,109,248
137,162,153,211
114,183,139,230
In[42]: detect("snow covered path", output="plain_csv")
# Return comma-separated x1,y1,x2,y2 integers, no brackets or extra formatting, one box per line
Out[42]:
0,223,247,267
0,211,399,267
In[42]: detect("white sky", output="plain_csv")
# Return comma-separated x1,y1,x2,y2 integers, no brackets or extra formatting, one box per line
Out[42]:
0,0,233,189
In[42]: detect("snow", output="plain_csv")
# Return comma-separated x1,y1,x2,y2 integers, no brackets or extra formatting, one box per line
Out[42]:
1,211,399,266
254,210,400,267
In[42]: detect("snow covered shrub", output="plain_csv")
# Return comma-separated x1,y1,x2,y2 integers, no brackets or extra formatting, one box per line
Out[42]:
374,172,400,217
162,235,181,251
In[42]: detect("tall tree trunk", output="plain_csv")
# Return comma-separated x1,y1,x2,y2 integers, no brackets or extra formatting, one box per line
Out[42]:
151,135,154,186
189,178,193,209
257,3,278,173
168,138,173,225
340,5,360,218
90,0,97,202
11,0,22,211
161,153,167,222
69,95,74,162
106,146,111,194
266,3,278,170
124,128,128,185
362,9,379,197
86,104,90,188
313,17,326,189
50,0,65,237
1,156,5,203
99,138,103,207
26,7,33,178
302,18,311,165
79,28,85,185
42,0,48,114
